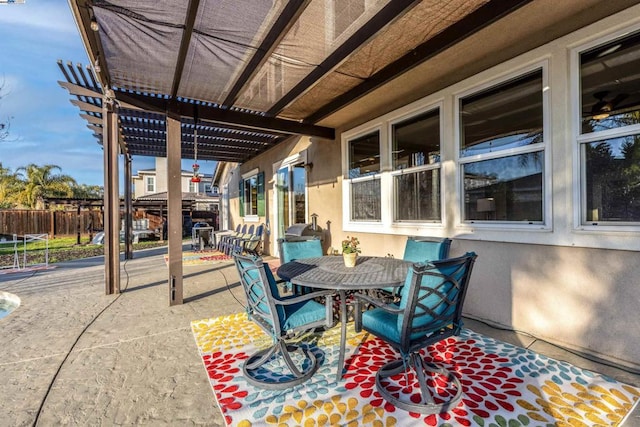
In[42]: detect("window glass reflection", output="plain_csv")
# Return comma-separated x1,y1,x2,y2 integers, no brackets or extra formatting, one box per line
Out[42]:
394,169,440,221
393,109,440,169
463,153,544,222
460,70,543,157
349,132,380,178
351,178,381,221
581,32,640,134
583,135,640,222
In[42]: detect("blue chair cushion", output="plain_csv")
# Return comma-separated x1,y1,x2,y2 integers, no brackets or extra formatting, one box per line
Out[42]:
281,299,327,331
281,239,323,263
403,238,449,263
362,304,402,345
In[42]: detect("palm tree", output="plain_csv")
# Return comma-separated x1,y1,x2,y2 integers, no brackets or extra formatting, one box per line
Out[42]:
0,163,23,208
16,164,76,209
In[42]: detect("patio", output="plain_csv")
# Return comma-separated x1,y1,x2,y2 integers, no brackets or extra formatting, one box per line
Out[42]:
1,247,638,426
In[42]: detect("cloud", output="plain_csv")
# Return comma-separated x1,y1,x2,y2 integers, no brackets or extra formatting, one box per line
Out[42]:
0,1,79,35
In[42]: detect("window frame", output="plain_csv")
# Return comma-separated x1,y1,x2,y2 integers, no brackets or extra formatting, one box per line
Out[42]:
239,168,265,222
342,125,386,230
571,24,640,232
454,60,552,231
388,104,444,225
145,176,155,193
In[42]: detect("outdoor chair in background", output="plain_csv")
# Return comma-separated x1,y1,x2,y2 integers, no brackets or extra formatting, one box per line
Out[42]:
233,253,334,389
278,237,323,295
353,252,477,414
380,236,452,299
226,224,254,255
215,224,241,251
238,223,265,256
218,224,246,253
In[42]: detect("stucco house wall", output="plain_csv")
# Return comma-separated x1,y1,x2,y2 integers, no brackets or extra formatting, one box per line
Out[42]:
222,4,640,370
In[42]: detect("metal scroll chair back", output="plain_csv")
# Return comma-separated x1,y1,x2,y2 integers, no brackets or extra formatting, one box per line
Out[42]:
233,253,334,389
354,252,477,414
382,237,452,297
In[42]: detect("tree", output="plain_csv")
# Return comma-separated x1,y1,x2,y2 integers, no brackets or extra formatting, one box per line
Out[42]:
0,163,23,208
16,164,76,208
71,183,104,199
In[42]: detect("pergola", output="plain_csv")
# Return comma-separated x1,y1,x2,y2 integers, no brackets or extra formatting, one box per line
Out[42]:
62,0,538,304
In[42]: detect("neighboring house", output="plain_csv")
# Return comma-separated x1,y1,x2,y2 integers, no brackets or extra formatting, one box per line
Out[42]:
133,157,218,205
133,157,220,229
216,5,640,372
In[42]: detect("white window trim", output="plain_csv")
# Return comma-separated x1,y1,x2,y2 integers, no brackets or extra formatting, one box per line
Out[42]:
241,168,259,180
453,59,552,232
241,168,260,220
271,150,309,246
570,23,640,233
342,124,387,232
146,176,155,193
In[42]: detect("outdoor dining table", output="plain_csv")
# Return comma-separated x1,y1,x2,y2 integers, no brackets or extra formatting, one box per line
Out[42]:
276,255,412,382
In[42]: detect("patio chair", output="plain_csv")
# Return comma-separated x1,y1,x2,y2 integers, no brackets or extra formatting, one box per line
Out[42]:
353,252,477,414
215,224,241,251
219,224,246,253
380,236,452,299
240,223,265,255
226,224,254,255
278,237,323,295
233,253,334,389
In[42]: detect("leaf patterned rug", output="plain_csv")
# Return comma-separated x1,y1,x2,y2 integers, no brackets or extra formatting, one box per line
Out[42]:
191,313,640,426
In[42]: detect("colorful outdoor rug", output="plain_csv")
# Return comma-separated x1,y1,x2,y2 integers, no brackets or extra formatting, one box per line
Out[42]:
191,313,640,426
164,250,231,266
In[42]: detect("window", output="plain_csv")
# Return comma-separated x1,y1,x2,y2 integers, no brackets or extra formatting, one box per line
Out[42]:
391,109,441,222
145,176,155,193
459,69,545,223
276,163,306,236
189,181,197,193
348,131,381,221
240,171,265,217
578,31,640,224
204,184,212,194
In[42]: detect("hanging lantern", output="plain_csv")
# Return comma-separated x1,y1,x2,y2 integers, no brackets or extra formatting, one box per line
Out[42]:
191,123,201,183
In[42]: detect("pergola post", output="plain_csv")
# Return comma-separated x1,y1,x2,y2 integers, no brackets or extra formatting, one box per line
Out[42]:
166,114,183,305
103,96,120,295
124,154,134,260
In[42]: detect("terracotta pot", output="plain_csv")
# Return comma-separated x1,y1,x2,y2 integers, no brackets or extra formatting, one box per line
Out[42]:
343,252,357,268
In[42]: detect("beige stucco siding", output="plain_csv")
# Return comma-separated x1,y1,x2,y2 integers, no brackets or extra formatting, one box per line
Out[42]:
223,4,640,370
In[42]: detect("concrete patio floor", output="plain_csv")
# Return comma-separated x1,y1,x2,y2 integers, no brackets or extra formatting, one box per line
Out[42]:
1,245,638,426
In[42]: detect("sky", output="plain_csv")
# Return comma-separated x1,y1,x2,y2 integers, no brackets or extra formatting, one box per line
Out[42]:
0,0,215,187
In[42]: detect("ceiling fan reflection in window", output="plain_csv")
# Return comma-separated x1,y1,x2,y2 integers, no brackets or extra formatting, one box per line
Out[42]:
589,90,629,120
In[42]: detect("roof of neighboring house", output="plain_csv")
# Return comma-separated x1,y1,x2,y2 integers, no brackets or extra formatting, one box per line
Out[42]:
135,192,219,202
133,170,213,178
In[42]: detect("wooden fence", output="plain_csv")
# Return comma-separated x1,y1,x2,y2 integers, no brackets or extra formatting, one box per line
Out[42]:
0,210,103,238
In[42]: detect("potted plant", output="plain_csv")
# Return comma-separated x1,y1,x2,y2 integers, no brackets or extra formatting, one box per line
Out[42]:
341,236,361,267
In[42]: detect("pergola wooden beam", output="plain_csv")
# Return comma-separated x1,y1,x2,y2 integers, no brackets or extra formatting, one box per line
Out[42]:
115,91,335,139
